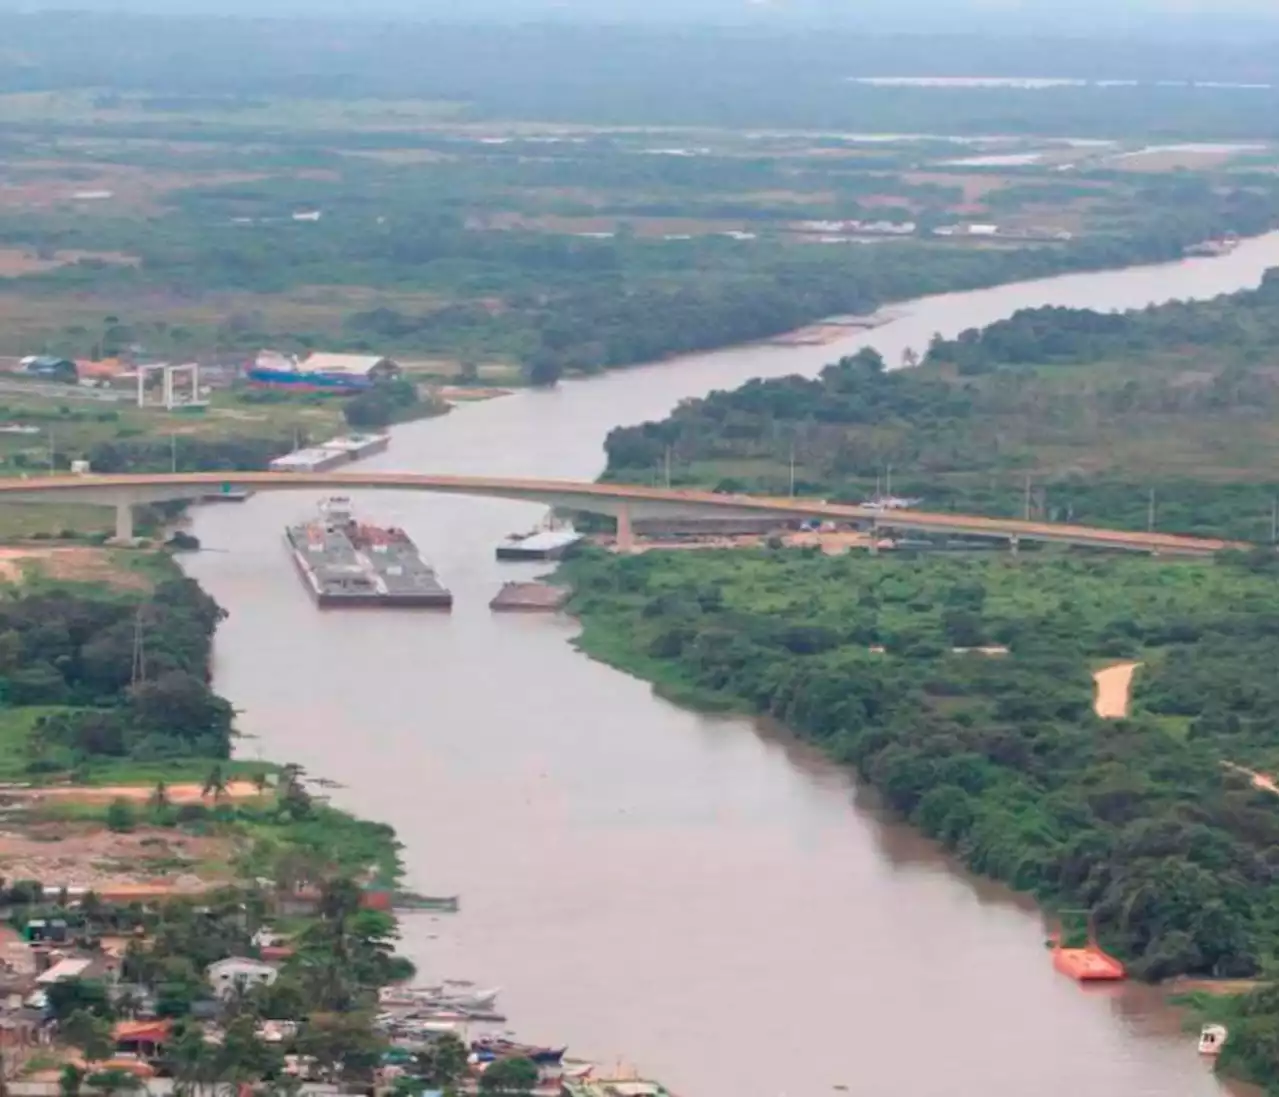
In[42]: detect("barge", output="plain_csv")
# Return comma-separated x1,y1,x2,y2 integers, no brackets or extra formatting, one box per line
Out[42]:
269,432,390,473
489,581,570,612
286,497,452,608
495,528,584,561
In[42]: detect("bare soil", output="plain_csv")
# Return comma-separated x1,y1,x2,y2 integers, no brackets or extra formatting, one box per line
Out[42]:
1092,661,1142,719
0,248,139,277
0,547,151,590
0,821,235,891
30,780,264,805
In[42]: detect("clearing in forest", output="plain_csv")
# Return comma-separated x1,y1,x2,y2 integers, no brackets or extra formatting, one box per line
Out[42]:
1092,661,1142,719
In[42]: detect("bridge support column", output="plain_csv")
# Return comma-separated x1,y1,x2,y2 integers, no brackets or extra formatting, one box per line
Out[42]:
113,500,135,544
615,505,634,553
1009,534,1019,556
867,520,879,556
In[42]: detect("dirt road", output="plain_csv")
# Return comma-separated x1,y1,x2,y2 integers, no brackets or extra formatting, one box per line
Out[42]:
28,780,264,804
1093,662,1142,719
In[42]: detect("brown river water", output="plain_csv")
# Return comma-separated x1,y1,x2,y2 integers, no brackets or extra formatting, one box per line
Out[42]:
183,235,1277,1097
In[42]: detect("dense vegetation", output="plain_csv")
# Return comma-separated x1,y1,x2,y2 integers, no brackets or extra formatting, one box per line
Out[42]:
0,570,235,772
564,546,1278,1083
604,274,1279,540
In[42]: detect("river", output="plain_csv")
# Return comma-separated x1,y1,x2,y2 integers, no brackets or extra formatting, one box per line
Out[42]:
182,234,1276,1097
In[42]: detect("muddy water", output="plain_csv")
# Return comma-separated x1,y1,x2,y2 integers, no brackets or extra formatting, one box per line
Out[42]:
183,234,1276,1097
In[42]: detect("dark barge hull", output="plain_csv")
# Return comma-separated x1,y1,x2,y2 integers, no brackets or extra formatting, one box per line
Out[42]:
288,546,453,609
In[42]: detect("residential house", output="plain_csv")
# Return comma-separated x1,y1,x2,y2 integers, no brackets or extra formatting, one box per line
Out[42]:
206,957,278,999
113,1018,171,1060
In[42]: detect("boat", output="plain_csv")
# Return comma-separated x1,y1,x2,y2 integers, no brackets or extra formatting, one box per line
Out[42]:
1198,1024,1228,1055
472,1038,567,1065
392,893,460,912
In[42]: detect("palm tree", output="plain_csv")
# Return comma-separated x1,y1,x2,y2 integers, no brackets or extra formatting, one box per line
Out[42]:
149,780,170,811
201,764,228,803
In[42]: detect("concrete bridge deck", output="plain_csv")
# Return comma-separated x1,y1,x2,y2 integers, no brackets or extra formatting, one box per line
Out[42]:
0,471,1246,557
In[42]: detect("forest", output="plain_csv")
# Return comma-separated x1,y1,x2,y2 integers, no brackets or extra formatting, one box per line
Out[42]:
564,546,1278,1088
603,273,1279,540
0,573,235,772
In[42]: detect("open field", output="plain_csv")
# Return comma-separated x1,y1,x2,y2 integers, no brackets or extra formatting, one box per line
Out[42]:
0,545,154,588
0,820,235,893
0,97,1269,367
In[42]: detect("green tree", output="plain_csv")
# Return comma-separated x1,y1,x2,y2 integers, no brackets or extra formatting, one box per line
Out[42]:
58,1065,83,1097
46,980,112,1023
415,1033,468,1088
60,1010,113,1062
106,798,137,834
479,1056,539,1096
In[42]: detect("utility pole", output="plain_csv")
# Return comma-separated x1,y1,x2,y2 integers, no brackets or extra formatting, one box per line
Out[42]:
1023,473,1032,521
663,446,672,490
47,428,55,474
170,432,178,474
788,440,796,499
131,607,147,687
1147,488,1156,533
885,463,893,499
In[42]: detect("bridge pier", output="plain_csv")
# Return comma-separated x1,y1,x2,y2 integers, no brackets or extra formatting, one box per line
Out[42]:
615,505,634,553
1009,534,1019,556
112,500,135,544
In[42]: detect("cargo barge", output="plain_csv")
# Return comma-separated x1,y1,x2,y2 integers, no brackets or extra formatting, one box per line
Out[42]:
286,497,452,608
495,528,584,561
489,581,570,612
269,432,390,473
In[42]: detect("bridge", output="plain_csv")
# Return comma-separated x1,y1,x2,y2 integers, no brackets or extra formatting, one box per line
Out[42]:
0,471,1244,557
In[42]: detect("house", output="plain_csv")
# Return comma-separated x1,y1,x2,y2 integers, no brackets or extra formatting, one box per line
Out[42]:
206,957,278,999
112,1018,171,1059
34,957,93,986
300,353,402,383
18,356,77,382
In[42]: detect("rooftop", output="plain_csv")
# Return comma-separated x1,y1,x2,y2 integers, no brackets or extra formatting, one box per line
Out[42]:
302,353,392,376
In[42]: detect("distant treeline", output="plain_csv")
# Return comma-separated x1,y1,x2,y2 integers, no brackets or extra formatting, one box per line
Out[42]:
925,268,1279,374
0,17,1275,137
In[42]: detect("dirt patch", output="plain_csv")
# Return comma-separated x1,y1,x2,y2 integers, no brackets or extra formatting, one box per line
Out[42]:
1092,661,1142,719
0,821,234,891
0,547,151,590
0,248,139,277
1220,762,1279,795
31,781,264,805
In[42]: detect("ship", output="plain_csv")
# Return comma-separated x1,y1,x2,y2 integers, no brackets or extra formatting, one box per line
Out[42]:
285,497,452,609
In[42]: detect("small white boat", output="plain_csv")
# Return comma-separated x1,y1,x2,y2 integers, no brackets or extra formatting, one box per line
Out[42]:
1198,1024,1228,1056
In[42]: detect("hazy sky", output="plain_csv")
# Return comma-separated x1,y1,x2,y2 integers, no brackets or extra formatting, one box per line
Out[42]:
0,0,1275,18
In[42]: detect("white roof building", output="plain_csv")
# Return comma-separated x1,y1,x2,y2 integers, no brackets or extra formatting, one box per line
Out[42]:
300,353,400,380
35,958,93,985
206,957,278,998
